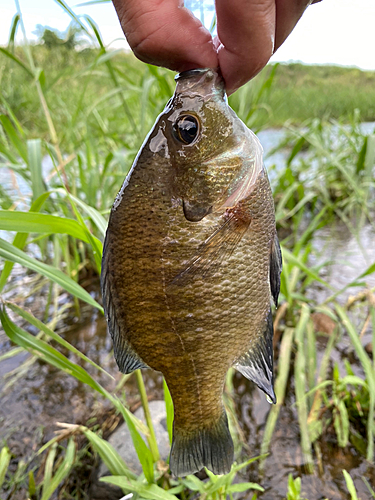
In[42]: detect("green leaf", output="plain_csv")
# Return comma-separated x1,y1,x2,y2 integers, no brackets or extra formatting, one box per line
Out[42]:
6,302,111,378
282,246,333,290
27,139,45,202
335,304,375,461
0,446,11,489
82,428,137,479
0,210,103,251
100,476,179,500
0,305,107,397
342,470,359,500
0,114,28,162
41,439,75,500
294,305,314,469
28,470,36,497
0,191,51,292
0,237,102,312
229,482,264,493
7,14,20,47
163,378,174,445
120,406,155,483
333,402,349,447
56,188,107,236
0,47,34,77
182,475,205,493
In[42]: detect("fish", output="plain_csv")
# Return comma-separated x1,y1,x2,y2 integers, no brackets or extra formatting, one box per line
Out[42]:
101,68,282,477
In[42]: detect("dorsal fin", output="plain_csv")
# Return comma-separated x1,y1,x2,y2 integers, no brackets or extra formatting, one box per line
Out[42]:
101,233,148,374
270,234,282,307
234,310,276,404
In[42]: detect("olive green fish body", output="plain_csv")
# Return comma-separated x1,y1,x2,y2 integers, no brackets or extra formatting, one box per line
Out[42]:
101,69,282,476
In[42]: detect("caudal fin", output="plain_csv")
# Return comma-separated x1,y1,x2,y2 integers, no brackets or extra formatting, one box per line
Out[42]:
169,411,234,477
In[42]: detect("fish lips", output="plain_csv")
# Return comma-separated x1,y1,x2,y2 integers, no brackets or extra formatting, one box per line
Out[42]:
182,200,212,222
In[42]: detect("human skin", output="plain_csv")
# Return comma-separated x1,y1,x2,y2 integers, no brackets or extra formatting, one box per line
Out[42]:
111,0,320,95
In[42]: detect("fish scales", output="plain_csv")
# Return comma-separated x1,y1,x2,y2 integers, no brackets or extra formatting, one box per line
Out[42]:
101,68,282,476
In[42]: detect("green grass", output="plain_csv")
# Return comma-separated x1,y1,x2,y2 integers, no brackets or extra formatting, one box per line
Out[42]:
265,63,375,125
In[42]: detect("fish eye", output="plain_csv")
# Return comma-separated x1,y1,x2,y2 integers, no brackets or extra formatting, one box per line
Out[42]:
173,115,199,145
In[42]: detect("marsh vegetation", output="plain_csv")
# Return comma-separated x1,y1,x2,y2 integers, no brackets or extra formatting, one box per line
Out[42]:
0,8,374,500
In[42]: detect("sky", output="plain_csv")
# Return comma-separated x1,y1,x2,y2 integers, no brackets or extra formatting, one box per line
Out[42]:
0,0,374,71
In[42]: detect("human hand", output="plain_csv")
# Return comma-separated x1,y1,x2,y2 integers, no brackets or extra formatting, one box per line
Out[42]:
112,0,319,95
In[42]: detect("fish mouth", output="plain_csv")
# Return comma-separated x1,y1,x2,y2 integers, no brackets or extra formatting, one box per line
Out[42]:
182,200,212,222
174,68,225,101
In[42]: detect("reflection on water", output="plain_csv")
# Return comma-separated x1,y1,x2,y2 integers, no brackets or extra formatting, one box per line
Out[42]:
309,222,375,302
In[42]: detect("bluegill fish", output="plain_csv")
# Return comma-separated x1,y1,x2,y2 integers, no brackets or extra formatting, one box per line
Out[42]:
101,68,282,476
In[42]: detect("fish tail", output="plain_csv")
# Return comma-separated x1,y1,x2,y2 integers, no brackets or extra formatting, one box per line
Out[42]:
169,410,234,477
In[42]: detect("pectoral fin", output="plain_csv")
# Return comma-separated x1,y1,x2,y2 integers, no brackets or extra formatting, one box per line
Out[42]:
270,233,282,307
171,208,251,285
235,310,276,404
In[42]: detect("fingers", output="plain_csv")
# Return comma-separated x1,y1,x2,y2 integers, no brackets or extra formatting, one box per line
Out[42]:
111,0,313,95
215,0,313,95
112,0,218,72
215,0,276,95
274,0,313,51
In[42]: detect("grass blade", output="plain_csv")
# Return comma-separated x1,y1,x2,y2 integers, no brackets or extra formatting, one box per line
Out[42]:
0,210,103,251
82,427,137,479
135,370,160,462
41,438,75,500
335,304,375,462
294,304,314,470
7,13,20,48
6,301,111,378
0,237,103,312
163,378,174,445
260,327,294,464
342,470,359,500
0,114,28,162
0,446,11,489
0,304,107,396
282,246,334,290
120,406,155,483
100,476,179,500
0,47,33,77
27,139,45,202
56,188,107,236
0,191,51,292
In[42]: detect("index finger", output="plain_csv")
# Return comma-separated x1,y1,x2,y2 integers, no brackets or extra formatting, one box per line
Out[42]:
215,0,313,95
112,0,218,72
215,0,276,95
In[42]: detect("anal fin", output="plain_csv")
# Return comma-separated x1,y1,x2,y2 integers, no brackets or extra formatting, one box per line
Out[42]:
235,310,276,404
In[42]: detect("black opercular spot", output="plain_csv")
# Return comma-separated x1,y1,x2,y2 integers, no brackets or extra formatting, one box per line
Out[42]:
173,115,199,145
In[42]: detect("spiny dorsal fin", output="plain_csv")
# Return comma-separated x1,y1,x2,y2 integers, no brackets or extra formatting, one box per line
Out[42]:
101,234,148,374
270,233,282,307
234,310,276,403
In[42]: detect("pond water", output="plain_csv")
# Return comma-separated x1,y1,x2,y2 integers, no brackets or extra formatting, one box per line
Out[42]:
0,127,374,499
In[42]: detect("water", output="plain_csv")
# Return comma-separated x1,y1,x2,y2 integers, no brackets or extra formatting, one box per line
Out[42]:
0,127,374,499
